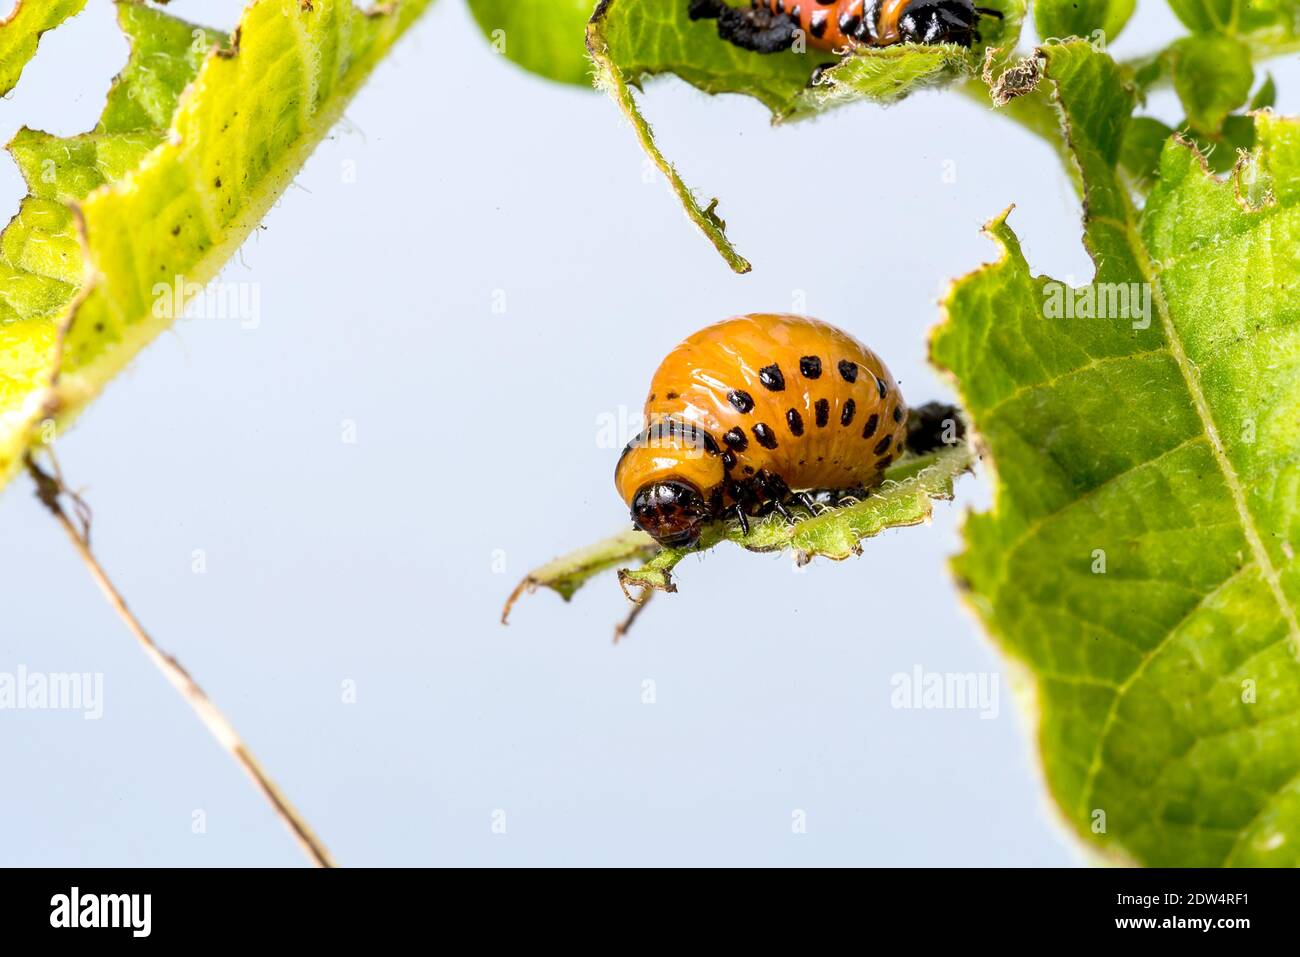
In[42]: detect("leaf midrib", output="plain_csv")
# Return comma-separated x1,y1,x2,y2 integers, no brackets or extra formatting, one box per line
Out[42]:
1070,165,1300,857
1125,185,1300,645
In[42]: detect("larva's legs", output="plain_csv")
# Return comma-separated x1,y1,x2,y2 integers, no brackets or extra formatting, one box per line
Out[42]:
801,486,871,508
751,470,798,525
733,504,751,536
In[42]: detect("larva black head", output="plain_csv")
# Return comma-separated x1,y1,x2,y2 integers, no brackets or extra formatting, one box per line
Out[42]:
631,480,709,549
898,0,982,46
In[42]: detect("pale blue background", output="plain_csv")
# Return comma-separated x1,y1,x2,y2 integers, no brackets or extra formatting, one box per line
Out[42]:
0,0,1291,866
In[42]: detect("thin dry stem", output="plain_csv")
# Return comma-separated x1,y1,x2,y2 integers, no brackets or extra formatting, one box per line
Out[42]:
613,589,655,644
27,453,337,869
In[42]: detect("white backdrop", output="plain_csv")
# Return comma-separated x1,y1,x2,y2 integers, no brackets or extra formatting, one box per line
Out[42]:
1,0,1288,866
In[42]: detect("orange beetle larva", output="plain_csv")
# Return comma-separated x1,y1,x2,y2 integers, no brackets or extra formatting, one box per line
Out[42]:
688,0,1003,53
615,314,910,548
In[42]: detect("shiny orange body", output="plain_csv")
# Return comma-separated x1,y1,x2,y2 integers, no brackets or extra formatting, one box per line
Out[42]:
616,315,908,522
754,0,912,50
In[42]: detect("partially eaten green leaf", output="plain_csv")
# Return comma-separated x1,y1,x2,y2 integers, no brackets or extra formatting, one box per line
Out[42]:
588,0,1024,272
0,0,434,492
0,0,87,96
932,40,1300,866
505,438,975,619
502,528,660,623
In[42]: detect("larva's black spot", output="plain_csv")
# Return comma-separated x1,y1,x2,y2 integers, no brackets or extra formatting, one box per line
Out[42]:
786,408,804,436
809,8,829,36
648,393,656,402
873,434,892,456
728,389,754,414
722,450,737,471
759,363,786,391
701,430,721,455
799,355,822,379
744,465,755,475
875,454,894,471
876,376,888,399
753,422,778,449
724,427,748,451
814,398,829,427
892,405,904,423
862,413,879,439
666,391,678,400
841,399,856,427
838,360,858,383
